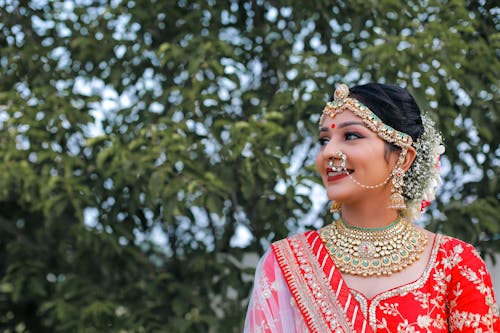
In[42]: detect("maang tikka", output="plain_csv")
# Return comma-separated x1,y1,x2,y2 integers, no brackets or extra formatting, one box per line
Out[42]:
321,84,413,211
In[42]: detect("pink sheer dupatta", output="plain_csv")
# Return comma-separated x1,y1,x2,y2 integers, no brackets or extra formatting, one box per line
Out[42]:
244,231,372,333
243,248,308,332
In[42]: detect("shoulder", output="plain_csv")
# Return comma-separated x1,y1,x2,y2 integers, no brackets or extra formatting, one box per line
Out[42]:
270,230,318,252
437,234,483,260
256,232,314,271
438,234,476,249
252,234,318,292
271,230,317,244
435,234,488,273
435,237,500,331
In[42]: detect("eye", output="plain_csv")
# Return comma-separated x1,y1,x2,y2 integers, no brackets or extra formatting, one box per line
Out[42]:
345,132,362,140
318,137,329,146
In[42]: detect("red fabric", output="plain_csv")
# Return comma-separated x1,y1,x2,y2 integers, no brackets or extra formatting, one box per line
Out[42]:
305,231,373,333
246,233,500,332
359,235,500,332
271,233,363,332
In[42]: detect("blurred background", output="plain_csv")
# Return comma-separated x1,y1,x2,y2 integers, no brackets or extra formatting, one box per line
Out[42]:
0,0,498,332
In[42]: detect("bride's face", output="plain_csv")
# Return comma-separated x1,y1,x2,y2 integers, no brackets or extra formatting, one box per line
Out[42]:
315,111,399,204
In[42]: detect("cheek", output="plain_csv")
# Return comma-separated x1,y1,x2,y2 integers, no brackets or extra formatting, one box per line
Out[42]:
348,148,383,170
356,148,390,172
315,150,324,174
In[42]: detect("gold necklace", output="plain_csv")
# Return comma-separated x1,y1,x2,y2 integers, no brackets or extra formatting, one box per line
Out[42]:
319,217,427,277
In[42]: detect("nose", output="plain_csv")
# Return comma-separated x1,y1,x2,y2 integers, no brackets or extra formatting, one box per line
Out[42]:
321,138,341,162
328,151,347,171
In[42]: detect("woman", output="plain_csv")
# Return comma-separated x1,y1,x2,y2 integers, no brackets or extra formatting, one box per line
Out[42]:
244,83,499,332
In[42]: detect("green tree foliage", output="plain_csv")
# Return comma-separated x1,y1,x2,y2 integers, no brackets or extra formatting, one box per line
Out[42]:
0,0,498,331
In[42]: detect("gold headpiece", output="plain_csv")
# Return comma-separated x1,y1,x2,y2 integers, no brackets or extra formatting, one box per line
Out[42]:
320,84,413,149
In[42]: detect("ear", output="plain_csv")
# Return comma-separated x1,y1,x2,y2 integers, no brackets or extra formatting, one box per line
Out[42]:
401,146,416,173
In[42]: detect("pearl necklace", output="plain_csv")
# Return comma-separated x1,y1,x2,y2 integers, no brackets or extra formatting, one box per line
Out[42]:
319,217,427,277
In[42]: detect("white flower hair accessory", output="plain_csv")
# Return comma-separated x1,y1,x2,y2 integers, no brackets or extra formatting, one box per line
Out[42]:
402,114,445,221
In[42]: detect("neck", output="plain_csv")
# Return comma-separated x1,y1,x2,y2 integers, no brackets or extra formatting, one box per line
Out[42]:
339,202,399,229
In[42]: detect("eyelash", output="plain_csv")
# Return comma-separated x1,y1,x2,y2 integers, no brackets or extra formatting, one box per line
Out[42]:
345,132,362,140
318,132,363,146
318,138,329,146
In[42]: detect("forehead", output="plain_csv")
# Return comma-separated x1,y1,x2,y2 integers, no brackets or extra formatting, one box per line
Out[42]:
320,109,364,126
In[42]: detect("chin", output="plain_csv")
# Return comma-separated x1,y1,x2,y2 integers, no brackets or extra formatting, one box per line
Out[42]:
325,186,358,203
325,191,348,203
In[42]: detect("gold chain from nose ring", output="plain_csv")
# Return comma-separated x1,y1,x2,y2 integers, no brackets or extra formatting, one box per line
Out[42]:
345,170,393,189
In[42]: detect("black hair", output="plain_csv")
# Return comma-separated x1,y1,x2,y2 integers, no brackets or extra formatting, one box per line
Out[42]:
347,83,424,142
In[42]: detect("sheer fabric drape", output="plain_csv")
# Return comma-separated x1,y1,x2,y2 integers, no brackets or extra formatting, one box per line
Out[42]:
243,249,308,333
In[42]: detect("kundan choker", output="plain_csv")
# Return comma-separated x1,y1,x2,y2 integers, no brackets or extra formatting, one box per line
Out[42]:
319,217,427,276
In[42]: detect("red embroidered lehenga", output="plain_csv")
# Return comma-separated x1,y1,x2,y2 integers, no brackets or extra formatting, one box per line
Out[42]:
244,231,500,332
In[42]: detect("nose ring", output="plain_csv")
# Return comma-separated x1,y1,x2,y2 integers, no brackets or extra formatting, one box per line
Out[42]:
328,151,347,172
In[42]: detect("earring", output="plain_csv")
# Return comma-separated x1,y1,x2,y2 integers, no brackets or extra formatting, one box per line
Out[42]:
330,201,342,213
388,167,406,210
387,149,407,210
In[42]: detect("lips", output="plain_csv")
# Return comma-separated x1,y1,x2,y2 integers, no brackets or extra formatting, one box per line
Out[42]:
326,167,353,182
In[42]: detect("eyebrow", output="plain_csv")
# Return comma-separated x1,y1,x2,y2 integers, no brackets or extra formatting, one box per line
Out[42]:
319,121,366,132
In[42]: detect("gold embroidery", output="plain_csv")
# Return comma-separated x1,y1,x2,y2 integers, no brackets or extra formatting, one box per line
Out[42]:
368,234,442,331
273,234,356,332
273,237,333,332
365,236,499,332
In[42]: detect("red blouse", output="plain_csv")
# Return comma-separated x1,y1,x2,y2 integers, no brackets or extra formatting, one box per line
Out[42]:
353,234,499,332
244,232,500,332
